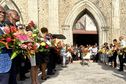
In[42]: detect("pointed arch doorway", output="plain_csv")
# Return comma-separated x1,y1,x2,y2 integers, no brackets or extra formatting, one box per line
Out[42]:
73,9,98,46
63,0,108,47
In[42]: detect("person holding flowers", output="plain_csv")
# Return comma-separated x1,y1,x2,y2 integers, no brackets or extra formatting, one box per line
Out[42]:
13,24,30,81
6,9,20,27
112,39,119,68
5,9,20,84
14,25,38,84
36,27,50,80
25,22,49,83
118,36,126,71
0,5,13,84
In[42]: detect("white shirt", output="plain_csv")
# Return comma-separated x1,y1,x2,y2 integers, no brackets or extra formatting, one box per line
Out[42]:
91,47,98,55
120,40,126,48
66,51,72,58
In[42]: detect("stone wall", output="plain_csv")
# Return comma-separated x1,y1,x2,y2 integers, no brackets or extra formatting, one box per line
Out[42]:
4,0,49,29
38,0,48,29
59,0,79,32
120,0,126,36
59,0,112,43
96,0,112,43
13,0,28,25
1,0,126,44
59,0,112,28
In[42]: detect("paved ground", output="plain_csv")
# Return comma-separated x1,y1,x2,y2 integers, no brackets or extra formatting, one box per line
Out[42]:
18,61,126,84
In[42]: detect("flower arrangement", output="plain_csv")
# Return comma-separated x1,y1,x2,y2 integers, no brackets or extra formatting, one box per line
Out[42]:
26,21,39,42
11,21,43,59
38,41,49,53
0,26,17,52
26,21,50,53
10,21,51,60
98,48,106,54
11,28,38,59
20,41,37,58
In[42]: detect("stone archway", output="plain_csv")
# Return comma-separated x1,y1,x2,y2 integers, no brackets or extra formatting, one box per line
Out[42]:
63,0,107,46
73,9,98,46
0,0,23,23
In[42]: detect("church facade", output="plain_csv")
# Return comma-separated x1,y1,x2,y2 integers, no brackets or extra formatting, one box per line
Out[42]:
1,0,126,46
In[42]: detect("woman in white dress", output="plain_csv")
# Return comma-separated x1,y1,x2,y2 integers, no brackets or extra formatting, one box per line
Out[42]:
82,46,91,65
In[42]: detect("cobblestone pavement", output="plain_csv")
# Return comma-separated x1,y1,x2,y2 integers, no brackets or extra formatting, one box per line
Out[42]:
18,61,126,84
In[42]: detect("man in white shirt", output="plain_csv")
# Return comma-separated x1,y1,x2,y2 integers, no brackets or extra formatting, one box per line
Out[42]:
91,45,98,62
118,36,126,71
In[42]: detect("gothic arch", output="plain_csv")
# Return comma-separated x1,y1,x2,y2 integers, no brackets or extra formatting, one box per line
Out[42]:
73,9,98,31
0,0,23,23
64,0,107,46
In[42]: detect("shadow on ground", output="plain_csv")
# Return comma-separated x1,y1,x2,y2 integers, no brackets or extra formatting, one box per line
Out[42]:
17,64,66,84
97,62,126,81
40,64,64,83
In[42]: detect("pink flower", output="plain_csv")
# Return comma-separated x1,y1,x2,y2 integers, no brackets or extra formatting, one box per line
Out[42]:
45,45,49,48
4,26,10,34
14,31,29,41
27,42,32,46
20,44,27,49
6,37,12,42
21,35,28,41
17,34,28,41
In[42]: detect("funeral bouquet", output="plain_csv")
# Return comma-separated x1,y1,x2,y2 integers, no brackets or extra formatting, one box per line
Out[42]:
11,29,38,59
0,26,17,52
38,41,50,53
27,21,50,53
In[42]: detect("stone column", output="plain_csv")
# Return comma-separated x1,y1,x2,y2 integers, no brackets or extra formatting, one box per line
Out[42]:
112,0,120,39
99,30,102,48
102,27,109,42
48,0,59,34
62,25,72,45
99,26,109,48
28,0,39,26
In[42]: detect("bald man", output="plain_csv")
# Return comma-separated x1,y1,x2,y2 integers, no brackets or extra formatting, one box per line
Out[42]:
6,9,20,26
6,9,20,84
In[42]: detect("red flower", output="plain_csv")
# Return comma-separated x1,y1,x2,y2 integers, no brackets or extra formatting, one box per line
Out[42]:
28,21,35,28
10,26,17,33
33,44,37,50
6,37,12,42
45,45,49,49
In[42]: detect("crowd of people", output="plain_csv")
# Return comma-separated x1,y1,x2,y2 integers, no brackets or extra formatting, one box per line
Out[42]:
98,36,126,71
0,5,73,84
74,36,126,71
0,4,126,84
69,37,126,71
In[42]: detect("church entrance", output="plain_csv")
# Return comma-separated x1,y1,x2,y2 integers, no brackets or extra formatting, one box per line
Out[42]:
73,34,98,46
64,0,107,46
73,9,98,46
